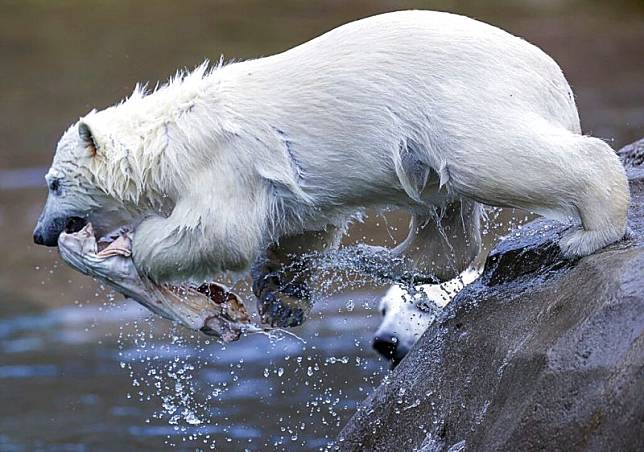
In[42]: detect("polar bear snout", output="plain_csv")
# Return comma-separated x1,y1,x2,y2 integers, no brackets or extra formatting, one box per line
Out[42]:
372,333,409,368
33,214,87,247
33,215,67,246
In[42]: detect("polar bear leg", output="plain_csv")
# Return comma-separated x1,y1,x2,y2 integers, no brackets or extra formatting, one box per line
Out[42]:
251,225,343,327
557,137,629,256
392,199,482,282
447,133,629,258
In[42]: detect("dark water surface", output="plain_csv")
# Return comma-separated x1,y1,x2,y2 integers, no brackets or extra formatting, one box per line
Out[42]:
1,1,643,450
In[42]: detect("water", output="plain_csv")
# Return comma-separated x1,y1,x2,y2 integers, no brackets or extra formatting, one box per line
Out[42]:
0,291,387,450
1,1,642,450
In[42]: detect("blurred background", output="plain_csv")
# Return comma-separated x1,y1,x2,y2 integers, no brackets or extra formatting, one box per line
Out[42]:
1,1,642,450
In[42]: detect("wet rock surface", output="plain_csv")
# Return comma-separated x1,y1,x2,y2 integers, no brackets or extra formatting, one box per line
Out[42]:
337,139,644,452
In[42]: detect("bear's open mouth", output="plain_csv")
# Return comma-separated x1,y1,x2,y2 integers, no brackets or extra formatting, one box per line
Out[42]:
64,216,88,234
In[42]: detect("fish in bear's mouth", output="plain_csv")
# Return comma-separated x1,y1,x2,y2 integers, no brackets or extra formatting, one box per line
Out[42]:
57,223,254,342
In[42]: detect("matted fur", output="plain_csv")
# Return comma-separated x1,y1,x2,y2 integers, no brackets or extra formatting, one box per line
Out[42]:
37,10,629,283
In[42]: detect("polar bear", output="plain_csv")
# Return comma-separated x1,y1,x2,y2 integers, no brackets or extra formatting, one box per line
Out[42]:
33,10,629,328
373,268,481,366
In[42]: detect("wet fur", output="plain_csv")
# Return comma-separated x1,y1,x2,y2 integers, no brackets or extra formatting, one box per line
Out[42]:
41,10,629,283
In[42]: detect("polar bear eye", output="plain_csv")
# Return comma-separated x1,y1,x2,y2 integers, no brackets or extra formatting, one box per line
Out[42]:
49,178,62,195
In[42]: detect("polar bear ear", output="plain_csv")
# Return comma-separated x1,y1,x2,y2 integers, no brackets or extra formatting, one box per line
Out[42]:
78,122,98,157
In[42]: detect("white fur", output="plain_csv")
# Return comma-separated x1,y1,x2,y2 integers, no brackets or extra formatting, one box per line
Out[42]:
374,268,480,355
44,10,629,283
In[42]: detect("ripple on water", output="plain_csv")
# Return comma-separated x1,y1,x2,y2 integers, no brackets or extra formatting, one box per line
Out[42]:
0,364,58,379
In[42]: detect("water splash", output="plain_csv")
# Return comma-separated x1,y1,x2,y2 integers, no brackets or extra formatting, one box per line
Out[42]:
105,207,529,448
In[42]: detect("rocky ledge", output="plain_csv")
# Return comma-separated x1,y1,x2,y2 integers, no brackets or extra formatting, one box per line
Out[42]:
337,139,644,451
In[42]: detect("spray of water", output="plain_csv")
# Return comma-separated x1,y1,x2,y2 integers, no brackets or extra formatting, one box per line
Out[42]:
107,206,529,448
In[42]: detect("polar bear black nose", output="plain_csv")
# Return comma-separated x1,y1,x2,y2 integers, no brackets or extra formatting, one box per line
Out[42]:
33,224,60,247
372,333,399,358
33,230,46,245
33,216,85,247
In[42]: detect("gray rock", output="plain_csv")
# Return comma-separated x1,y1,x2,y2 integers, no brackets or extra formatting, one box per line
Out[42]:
337,139,644,452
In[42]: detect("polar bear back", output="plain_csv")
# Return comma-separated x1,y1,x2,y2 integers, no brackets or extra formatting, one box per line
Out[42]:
212,11,580,206
225,10,580,132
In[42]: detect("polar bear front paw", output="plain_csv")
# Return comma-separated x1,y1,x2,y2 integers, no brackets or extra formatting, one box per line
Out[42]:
253,271,312,328
257,290,310,328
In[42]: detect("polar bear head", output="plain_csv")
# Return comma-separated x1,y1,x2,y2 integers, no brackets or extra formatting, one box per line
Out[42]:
373,268,480,367
32,74,201,248
33,115,144,246
372,284,441,367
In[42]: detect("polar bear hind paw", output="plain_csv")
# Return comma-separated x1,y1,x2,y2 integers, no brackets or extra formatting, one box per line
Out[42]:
558,226,624,258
